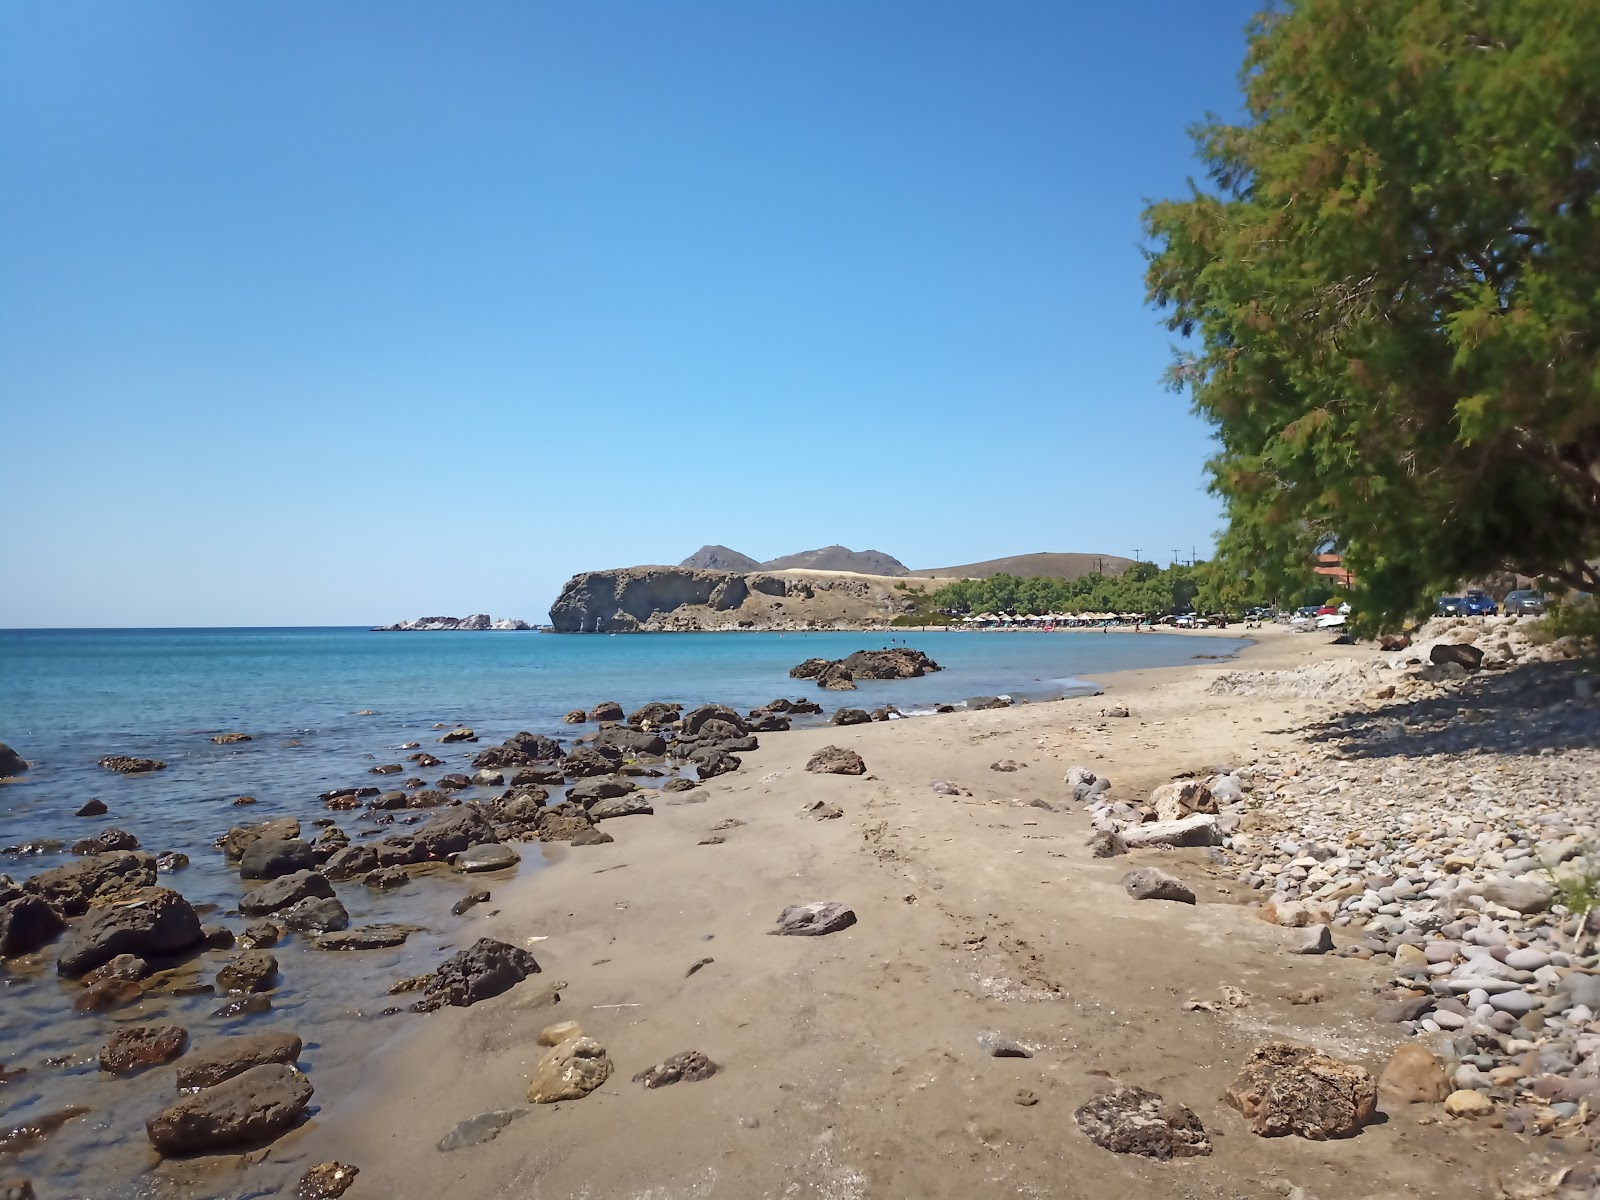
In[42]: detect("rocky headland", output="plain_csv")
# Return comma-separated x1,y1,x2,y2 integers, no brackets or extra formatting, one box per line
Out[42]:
548,566,929,632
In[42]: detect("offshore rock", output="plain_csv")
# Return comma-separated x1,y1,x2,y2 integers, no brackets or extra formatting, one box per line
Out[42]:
0,744,30,777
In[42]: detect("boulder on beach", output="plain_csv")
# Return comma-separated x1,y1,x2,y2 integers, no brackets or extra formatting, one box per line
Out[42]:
239,838,317,880
561,746,623,779
1120,868,1195,904
805,746,865,776
321,845,378,882
146,1063,313,1155
215,950,278,994
1074,1085,1212,1159
219,819,301,862
278,896,349,934
1224,1042,1377,1139
681,704,746,737
632,1050,718,1088
177,1031,303,1089
56,886,204,978
1117,814,1221,849
415,937,540,1012
453,844,520,873
831,708,871,726
70,828,140,855
590,794,654,820
690,748,741,779
412,806,497,860
588,701,624,722
628,701,682,728
593,727,667,757
0,744,30,778
770,901,856,936
1377,1043,1451,1104
1149,780,1217,822
528,1037,612,1103
567,777,635,806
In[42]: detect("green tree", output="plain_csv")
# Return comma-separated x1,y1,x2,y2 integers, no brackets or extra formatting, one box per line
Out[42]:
1144,0,1600,630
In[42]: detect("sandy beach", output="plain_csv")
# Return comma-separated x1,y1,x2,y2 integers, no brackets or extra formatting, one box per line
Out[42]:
256,625,1546,1200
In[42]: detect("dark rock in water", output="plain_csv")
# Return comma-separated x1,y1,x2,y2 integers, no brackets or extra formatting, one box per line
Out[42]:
146,1062,313,1155
24,850,156,915
0,1105,88,1154
805,746,865,776
966,696,1012,710
628,701,682,728
70,827,140,855
690,748,741,779
770,902,856,936
201,924,234,950
375,835,420,866
593,727,667,757
795,649,940,689
239,838,316,880
178,1031,302,1089
363,865,411,890
323,844,379,881
454,844,520,873
560,746,622,779
99,1025,188,1074
745,711,791,733
436,773,472,791
75,978,144,1011
75,799,107,818
369,763,402,776
663,777,698,793
216,950,278,993
56,886,204,978
239,920,281,949
3,840,64,856
415,938,540,1012
2,1177,35,1200
0,744,30,778
788,699,823,714
84,953,150,983
366,792,406,811
279,896,350,934
98,755,165,774
438,1108,526,1151
588,701,624,722
219,818,300,863
451,890,490,916
563,709,586,724
297,1162,359,1200
682,704,746,737
412,806,497,860
510,766,562,786
315,924,418,950
319,787,379,805
240,870,334,916
156,851,190,873
0,895,65,958
831,708,871,726
211,732,252,744
1074,1085,1212,1159
1120,868,1196,904
633,1050,719,1088
439,728,477,744
790,658,830,680
567,777,635,806
211,994,273,1019
570,827,614,846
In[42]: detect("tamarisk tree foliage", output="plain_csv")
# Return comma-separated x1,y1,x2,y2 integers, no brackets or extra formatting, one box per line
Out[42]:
1144,0,1600,629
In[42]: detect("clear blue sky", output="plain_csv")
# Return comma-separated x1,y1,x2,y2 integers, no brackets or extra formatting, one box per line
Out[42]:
1,0,1261,628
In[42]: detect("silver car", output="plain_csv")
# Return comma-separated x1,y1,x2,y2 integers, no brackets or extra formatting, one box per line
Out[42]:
1502,589,1546,616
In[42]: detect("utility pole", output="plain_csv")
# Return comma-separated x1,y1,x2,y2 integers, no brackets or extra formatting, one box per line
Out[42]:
1132,548,1142,565
1172,549,1182,568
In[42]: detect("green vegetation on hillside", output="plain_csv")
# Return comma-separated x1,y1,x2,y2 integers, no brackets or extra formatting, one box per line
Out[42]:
927,561,1329,618
1143,1,1600,631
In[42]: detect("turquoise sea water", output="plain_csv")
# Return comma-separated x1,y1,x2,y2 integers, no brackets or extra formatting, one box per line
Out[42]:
0,626,1246,1197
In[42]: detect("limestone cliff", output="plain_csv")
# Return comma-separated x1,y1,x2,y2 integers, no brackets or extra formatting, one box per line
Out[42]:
548,567,926,632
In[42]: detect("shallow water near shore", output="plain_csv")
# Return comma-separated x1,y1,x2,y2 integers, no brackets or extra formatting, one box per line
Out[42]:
0,626,1246,1197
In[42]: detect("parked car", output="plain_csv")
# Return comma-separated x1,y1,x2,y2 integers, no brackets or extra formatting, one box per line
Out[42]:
1459,591,1498,616
1436,595,1464,616
1503,589,1547,616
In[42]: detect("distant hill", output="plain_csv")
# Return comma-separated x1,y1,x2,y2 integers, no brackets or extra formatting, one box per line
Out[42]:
760,545,910,576
906,552,1134,581
679,545,762,572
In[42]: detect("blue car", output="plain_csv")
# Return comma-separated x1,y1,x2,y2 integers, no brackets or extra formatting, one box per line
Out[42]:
1438,592,1497,617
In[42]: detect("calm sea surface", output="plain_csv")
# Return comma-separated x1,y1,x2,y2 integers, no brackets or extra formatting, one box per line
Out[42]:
0,626,1246,1197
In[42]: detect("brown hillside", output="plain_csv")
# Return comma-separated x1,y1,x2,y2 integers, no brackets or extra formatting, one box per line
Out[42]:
906,552,1134,580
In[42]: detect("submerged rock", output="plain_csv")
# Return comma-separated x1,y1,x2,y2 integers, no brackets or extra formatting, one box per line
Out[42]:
99,1025,188,1074
438,1109,526,1151
56,886,203,978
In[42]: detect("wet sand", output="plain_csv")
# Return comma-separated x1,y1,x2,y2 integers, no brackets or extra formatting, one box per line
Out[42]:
269,626,1527,1199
